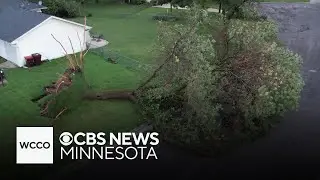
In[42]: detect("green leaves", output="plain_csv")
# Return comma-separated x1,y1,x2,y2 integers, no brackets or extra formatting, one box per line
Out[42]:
137,4,303,155
41,0,81,18
228,16,304,123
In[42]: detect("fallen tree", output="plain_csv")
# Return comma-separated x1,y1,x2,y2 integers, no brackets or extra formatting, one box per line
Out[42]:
32,3,303,156
133,4,303,155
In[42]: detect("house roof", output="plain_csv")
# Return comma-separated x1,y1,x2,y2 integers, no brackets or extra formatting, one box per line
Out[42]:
0,0,91,43
20,1,48,11
0,0,47,11
0,7,50,42
11,16,93,44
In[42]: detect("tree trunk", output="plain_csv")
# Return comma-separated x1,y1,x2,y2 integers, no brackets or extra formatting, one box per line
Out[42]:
84,90,137,102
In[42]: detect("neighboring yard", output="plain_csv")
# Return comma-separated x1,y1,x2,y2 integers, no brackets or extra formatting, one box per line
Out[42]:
0,4,170,178
73,4,172,61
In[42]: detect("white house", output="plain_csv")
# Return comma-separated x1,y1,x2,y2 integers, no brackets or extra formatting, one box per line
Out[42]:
0,1,92,67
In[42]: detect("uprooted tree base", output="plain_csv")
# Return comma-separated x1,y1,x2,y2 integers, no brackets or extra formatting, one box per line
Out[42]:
32,67,138,119
31,68,76,102
32,67,87,119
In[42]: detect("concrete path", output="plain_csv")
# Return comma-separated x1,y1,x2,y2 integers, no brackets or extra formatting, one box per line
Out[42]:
0,61,17,69
88,39,109,49
41,3,320,180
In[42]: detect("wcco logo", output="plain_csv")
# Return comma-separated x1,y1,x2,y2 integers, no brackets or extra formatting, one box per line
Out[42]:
16,127,54,164
19,141,51,149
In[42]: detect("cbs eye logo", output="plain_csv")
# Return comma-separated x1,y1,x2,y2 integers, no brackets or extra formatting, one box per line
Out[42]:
59,132,73,146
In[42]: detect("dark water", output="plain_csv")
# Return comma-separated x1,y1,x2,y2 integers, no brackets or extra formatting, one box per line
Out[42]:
45,3,320,180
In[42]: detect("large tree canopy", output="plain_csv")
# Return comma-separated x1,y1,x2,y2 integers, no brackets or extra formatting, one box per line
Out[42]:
135,4,303,155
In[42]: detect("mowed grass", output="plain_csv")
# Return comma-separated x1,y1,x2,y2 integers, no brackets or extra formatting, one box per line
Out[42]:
0,4,167,178
73,4,171,61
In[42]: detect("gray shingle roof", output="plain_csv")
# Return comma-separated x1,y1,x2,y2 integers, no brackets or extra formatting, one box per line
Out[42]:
0,0,47,11
0,7,50,42
20,1,47,11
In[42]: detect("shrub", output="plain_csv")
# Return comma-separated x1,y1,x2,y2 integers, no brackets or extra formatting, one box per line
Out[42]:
152,14,179,21
0,57,6,64
130,0,146,5
42,0,81,18
136,5,303,155
150,0,158,6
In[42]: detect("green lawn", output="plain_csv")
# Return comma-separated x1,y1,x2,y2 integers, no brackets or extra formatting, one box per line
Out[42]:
0,4,168,178
74,4,172,61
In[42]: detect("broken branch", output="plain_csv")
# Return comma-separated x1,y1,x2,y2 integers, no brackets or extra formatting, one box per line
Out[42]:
55,107,68,119
51,34,76,70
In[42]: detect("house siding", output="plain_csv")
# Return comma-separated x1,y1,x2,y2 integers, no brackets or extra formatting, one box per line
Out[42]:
16,18,91,66
0,39,20,65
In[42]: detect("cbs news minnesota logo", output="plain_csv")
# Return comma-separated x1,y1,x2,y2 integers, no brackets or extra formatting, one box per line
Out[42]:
16,127,159,164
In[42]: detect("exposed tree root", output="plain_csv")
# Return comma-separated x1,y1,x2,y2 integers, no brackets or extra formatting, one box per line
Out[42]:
55,107,68,119
40,99,53,116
